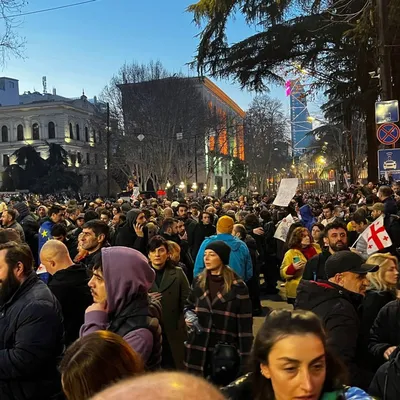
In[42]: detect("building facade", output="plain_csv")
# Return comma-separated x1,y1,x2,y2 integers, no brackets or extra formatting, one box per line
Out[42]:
118,76,245,196
0,78,104,192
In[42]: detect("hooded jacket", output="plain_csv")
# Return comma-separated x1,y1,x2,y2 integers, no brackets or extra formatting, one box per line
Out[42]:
295,280,373,390
113,209,148,255
80,246,162,368
193,233,253,281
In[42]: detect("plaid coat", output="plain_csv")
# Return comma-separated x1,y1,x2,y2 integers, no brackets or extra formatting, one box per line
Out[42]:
183,276,253,375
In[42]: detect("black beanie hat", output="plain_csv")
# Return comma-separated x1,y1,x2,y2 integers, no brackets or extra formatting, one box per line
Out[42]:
205,241,231,266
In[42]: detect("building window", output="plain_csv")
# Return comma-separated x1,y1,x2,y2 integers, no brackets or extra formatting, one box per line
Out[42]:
86,153,90,165
3,155,9,167
77,152,82,164
48,121,55,139
69,123,74,140
94,153,98,165
93,129,96,143
76,124,80,141
85,127,89,142
70,153,77,166
17,124,24,141
1,126,8,142
32,123,39,140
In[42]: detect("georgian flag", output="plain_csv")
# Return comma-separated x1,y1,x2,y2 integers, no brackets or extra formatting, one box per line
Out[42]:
361,215,392,255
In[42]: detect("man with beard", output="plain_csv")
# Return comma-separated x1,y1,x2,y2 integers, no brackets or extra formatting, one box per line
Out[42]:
0,242,64,400
302,221,348,281
160,218,180,244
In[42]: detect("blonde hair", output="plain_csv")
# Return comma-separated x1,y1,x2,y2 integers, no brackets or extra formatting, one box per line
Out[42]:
366,253,398,292
167,240,181,263
198,265,237,295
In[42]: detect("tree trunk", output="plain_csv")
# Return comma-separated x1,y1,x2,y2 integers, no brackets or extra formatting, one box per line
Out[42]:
366,103,378,182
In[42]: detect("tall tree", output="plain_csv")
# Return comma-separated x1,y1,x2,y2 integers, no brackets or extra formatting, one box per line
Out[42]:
0,1,27,64
245,95,290,194
101,60,224,191
187,0,400,181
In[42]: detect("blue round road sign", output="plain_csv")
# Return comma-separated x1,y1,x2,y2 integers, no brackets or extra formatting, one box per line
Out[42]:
377,123,400,145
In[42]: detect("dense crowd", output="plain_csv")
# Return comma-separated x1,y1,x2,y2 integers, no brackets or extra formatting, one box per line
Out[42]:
2,181,400,399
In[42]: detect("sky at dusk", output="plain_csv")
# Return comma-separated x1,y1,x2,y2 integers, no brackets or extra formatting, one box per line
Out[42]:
0,0,320,117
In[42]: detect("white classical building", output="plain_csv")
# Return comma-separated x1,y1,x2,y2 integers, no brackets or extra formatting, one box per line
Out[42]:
0,77,104,192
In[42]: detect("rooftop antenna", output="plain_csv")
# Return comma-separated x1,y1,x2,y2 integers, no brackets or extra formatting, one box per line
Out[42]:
42,76,47,94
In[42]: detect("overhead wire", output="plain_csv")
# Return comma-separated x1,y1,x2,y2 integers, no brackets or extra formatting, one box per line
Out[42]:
0,0,99,19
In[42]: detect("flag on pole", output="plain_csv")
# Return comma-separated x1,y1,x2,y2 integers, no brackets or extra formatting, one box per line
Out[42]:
361,215,392,255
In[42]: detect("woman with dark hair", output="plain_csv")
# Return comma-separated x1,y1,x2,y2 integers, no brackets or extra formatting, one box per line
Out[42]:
60,330,144,400
311,223,325,249
148,235,190,369
222,309,372,400
184,240,253,385
281,227,321,304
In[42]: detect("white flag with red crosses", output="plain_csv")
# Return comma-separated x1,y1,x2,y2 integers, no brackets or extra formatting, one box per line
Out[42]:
361,215,392,255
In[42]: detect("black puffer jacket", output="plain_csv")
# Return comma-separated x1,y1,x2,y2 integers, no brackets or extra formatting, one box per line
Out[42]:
0,272,64,400
369,300,400,364
369,353,400,400
295,280,373,390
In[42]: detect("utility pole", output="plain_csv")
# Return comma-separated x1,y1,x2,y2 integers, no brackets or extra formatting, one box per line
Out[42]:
106,102,111,198
377,0,393,100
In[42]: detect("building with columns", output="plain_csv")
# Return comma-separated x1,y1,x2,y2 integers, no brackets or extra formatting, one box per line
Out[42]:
0,77,104,192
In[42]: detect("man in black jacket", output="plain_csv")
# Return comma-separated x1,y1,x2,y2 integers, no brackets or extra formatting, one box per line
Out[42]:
41,239,92,346
0,241,64,400
177,203,198,258
295,250,378,390
302,221,348,281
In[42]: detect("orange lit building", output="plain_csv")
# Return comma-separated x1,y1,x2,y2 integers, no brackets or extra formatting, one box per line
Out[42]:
192,77,245,195
118,76,246,195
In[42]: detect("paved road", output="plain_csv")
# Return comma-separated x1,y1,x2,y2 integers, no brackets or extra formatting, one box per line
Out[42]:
253,293,292,336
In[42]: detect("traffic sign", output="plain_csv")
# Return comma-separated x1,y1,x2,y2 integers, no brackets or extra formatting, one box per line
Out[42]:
376,100,399,124
376,123,400,145
378,149,400,181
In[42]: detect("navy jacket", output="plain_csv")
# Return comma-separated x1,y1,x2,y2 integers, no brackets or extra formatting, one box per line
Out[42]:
0,272,64,400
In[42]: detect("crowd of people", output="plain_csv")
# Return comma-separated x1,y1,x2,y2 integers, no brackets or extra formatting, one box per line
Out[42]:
1,181,400,399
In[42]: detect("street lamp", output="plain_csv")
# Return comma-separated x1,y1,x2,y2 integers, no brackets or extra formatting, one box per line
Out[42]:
166,181,171,189
179,181,185,191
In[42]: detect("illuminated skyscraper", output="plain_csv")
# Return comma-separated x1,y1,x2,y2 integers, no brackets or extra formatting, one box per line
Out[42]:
287,80,313,156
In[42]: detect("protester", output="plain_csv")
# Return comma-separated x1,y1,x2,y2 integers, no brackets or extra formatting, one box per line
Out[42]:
40,240,92,345
311,222,325,248
114,209,148,255
1,208,25,242
38,204,65,258
360,253,398,367
184,241,253,385
194,216,253,282
0,242,64,399
91,372,225,400
296,251,378,389
280,227,321,304
60,331,144,400
80,246,162,369
302,221,348,281
79,220,109,269
148,236,190,369
222,309,373,400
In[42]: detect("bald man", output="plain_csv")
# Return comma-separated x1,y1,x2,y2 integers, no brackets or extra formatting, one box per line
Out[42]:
40,240,92,345
92,372,225,400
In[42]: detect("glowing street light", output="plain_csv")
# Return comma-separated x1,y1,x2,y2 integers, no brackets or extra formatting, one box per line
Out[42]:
179,181,185,190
